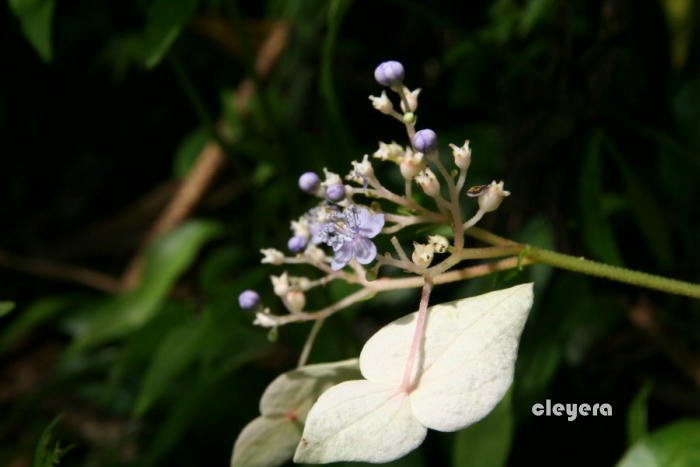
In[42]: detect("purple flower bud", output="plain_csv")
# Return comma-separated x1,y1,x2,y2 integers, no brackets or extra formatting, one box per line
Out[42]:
326,184,346,202
374,60,405,87
412,129,438,153
287,235,308,253
238,290,260,310
298,172,321,193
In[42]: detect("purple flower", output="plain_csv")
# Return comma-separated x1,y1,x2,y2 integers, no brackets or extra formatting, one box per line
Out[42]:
287,235,308,253
298,172,321,193
312,205,385,270
238,290,260,310
412,129,437,153
374,60,405,87
326,183,346,202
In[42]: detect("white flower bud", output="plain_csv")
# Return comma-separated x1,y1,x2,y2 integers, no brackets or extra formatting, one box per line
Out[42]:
428,235,450,253
477,181,511,213
412,242,435,267
260,248,285,265
291,218,310,238
369,91,394,115
399,150,425,179
373,141,404,164
449,140,471,171
295,277,312,290
304,244,327,263
285,290,306,312
347,154,374,183
399,86,421,113
271,272,290,296
322,168,343,187
253,311,277,328
415,168,440,196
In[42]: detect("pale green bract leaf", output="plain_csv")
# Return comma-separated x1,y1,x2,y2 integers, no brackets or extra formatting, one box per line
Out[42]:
295,283,534,464
259,358,360,423
231,417,302,467
231,359,360,467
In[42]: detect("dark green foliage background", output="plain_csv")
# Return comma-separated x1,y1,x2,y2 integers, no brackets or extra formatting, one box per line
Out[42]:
1,0,700,466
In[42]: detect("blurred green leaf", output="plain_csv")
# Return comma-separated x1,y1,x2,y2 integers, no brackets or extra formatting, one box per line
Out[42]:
672,77,700,150
134,320,204,416
319,0,353,158
578,131,624,265
143,0,199,69
452,390,513,467
627,382,653,447
103,302,192,407
143,376,209,467
32,415,72,467
9,0,55,62
100,33,148,80
515,216,554,295
174,128,208,177
607,140,673,267
0,297,75,353
617,419,700,466
514,335,560,413
518,0,554,36
70,221,223,352
220,88,246,142
661,0,693,69
0,301,16,318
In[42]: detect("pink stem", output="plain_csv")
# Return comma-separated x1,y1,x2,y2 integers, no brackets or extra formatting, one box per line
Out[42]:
400,278,433,391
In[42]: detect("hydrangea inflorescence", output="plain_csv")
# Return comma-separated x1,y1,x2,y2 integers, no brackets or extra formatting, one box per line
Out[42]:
231,59,527,467
237,59,511,330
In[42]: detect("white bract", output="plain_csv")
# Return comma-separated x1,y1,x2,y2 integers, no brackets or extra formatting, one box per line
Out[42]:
294,283,534,464
231,359,360,467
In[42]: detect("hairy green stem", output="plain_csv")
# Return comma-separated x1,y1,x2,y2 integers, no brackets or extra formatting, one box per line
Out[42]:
526,247,700,299
466,227,700,300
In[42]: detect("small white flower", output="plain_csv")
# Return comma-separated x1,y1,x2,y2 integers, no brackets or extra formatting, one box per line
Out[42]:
253,311,277,328
428,235,450,254
322,168,343,188
399,149,426,179
271,272,290,296
346,154,374,183
294,276,312,289
260,248,285,265
476,181,511,213
415,168,440,196
369,91,394,115
449,140,471,171
291,217,310,238
372,141,404,164
400,86,422,113
305,244,328,263
412,242,435,267
285,290,306,312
